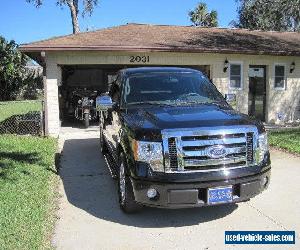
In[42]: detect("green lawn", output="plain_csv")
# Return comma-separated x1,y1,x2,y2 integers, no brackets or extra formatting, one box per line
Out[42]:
0,101,42,122
269,129,300,155
0,135,58,250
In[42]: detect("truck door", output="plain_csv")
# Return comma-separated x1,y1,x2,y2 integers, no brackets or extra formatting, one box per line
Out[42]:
103,75,122,161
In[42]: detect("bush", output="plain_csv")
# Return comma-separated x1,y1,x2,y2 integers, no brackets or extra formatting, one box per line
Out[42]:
0,36,42,101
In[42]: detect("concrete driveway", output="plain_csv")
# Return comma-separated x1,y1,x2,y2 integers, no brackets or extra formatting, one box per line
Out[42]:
52,127,300,250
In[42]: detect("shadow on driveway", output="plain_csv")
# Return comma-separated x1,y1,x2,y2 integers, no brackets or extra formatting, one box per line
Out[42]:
59,137,237,228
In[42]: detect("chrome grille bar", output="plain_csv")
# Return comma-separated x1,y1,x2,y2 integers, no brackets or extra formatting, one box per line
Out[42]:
182,146,246,157
184,156,247,167
181,137,246,147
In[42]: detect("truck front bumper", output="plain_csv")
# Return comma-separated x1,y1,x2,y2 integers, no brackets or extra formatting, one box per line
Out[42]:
130,168,271,208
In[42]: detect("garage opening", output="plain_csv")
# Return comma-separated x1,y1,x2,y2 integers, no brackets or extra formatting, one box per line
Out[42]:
59,64,211,127
59,65,121,127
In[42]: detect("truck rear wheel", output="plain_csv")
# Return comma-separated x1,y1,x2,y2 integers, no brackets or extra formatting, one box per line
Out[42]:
118,154,142,213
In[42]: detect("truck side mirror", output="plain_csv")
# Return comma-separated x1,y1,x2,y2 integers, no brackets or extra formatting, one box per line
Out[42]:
96,95,115,111
225,94,236,103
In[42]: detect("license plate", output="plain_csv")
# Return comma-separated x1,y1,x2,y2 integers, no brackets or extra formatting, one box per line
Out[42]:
207,186,233,204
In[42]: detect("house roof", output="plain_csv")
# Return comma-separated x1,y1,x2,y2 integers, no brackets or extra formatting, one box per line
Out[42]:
19,23,300,56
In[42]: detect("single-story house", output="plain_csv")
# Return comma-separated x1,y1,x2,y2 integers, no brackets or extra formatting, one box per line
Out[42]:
20,23,300,137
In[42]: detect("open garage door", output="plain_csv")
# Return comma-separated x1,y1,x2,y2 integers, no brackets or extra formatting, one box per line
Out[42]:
59,65,123,126
59,64,211,126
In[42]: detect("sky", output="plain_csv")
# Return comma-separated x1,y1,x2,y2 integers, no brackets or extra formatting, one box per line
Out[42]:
0,0,238,44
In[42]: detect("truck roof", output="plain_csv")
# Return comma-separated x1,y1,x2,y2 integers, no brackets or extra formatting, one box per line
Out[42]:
121,67,203,76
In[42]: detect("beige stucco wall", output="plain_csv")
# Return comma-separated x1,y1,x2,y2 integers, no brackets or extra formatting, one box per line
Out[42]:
44,51,300,137
44,56,61,137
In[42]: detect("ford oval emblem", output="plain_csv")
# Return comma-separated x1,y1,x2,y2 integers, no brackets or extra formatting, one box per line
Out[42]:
207,145,227,159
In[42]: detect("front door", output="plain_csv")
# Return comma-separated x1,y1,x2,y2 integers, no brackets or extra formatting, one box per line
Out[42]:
248,66,266,121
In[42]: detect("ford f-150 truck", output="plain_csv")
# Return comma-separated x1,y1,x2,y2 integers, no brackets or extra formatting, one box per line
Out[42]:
97,67,271,213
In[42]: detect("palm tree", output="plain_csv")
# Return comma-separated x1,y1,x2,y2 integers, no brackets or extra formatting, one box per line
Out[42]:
27,0,100,34
189,2,218,27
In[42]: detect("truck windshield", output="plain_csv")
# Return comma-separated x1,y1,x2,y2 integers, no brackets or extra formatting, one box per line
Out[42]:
122,72,226,106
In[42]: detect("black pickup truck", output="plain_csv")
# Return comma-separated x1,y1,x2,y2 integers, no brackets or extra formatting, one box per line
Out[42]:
97,67,271,213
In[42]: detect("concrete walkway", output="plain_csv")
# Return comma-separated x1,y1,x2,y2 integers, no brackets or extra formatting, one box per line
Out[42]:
52,127,300,250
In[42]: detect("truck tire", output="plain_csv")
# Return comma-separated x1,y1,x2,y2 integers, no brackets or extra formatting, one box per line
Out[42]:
84,113,89,128
118,153,142,213
99,126,107,154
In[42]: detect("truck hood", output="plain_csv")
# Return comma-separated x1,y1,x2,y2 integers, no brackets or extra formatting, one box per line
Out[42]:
121,104,264,140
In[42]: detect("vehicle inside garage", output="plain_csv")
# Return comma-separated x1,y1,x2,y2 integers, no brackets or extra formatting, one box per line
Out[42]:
59,65,122,126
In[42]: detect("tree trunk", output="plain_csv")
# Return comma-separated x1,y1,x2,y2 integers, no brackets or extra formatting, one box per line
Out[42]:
67,0,80,34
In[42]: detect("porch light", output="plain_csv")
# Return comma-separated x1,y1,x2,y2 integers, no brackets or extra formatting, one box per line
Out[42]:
223,59,229,73
290,62,295,73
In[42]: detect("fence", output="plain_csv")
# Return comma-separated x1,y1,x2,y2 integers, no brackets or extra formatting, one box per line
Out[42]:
0,100,44,136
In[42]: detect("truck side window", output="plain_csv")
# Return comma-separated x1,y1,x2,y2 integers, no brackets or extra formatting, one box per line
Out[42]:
108,84,119,104
109,75,121,103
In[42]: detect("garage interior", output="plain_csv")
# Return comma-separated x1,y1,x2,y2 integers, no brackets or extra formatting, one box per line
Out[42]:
59,64,211,127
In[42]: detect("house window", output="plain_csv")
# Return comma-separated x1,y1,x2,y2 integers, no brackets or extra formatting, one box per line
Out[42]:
274,65,286,89
229,63,242,89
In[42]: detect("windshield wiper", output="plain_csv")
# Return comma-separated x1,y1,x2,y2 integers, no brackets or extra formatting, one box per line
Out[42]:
173,100,203,106
200,101,229,107
171,100,229,107
126,101,174,106
127,100,228,107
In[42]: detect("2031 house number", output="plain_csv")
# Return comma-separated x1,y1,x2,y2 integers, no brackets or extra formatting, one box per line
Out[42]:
129,55,150,63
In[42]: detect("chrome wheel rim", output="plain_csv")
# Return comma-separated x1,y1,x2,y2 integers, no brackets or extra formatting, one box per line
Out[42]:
119,162,126,203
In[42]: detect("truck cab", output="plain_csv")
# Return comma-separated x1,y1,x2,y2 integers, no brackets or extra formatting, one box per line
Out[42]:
97,67,271,213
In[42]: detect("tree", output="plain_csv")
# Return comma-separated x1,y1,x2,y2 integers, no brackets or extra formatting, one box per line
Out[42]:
233,0,300,32
0,37,28,100
189,2,218,27
26,0,100,34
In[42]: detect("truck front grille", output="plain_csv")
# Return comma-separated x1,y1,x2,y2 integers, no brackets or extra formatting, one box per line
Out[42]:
246,132,254,163
163,126,258,173
168,137,178,170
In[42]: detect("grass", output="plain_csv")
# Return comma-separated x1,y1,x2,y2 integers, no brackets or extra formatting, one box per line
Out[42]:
0,135,58,250
269,129,300,155
0,101,42,122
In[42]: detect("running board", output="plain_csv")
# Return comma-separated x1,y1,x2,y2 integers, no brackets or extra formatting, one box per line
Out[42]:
103,152,118,179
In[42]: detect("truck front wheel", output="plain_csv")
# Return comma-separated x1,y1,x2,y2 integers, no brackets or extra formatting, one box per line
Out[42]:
118,154,142,213
99,126,107,154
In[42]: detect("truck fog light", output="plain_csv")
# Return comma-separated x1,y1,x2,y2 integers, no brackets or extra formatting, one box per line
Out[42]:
147,188,158,199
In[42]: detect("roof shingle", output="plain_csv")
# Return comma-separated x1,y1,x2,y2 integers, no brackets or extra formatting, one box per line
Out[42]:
20,23,300,56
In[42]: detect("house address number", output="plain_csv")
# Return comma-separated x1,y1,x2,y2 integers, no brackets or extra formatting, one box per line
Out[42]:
129,55,150,63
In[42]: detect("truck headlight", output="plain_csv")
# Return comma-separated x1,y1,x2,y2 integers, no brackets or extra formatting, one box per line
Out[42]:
256,133,269,163
132,140,164,172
